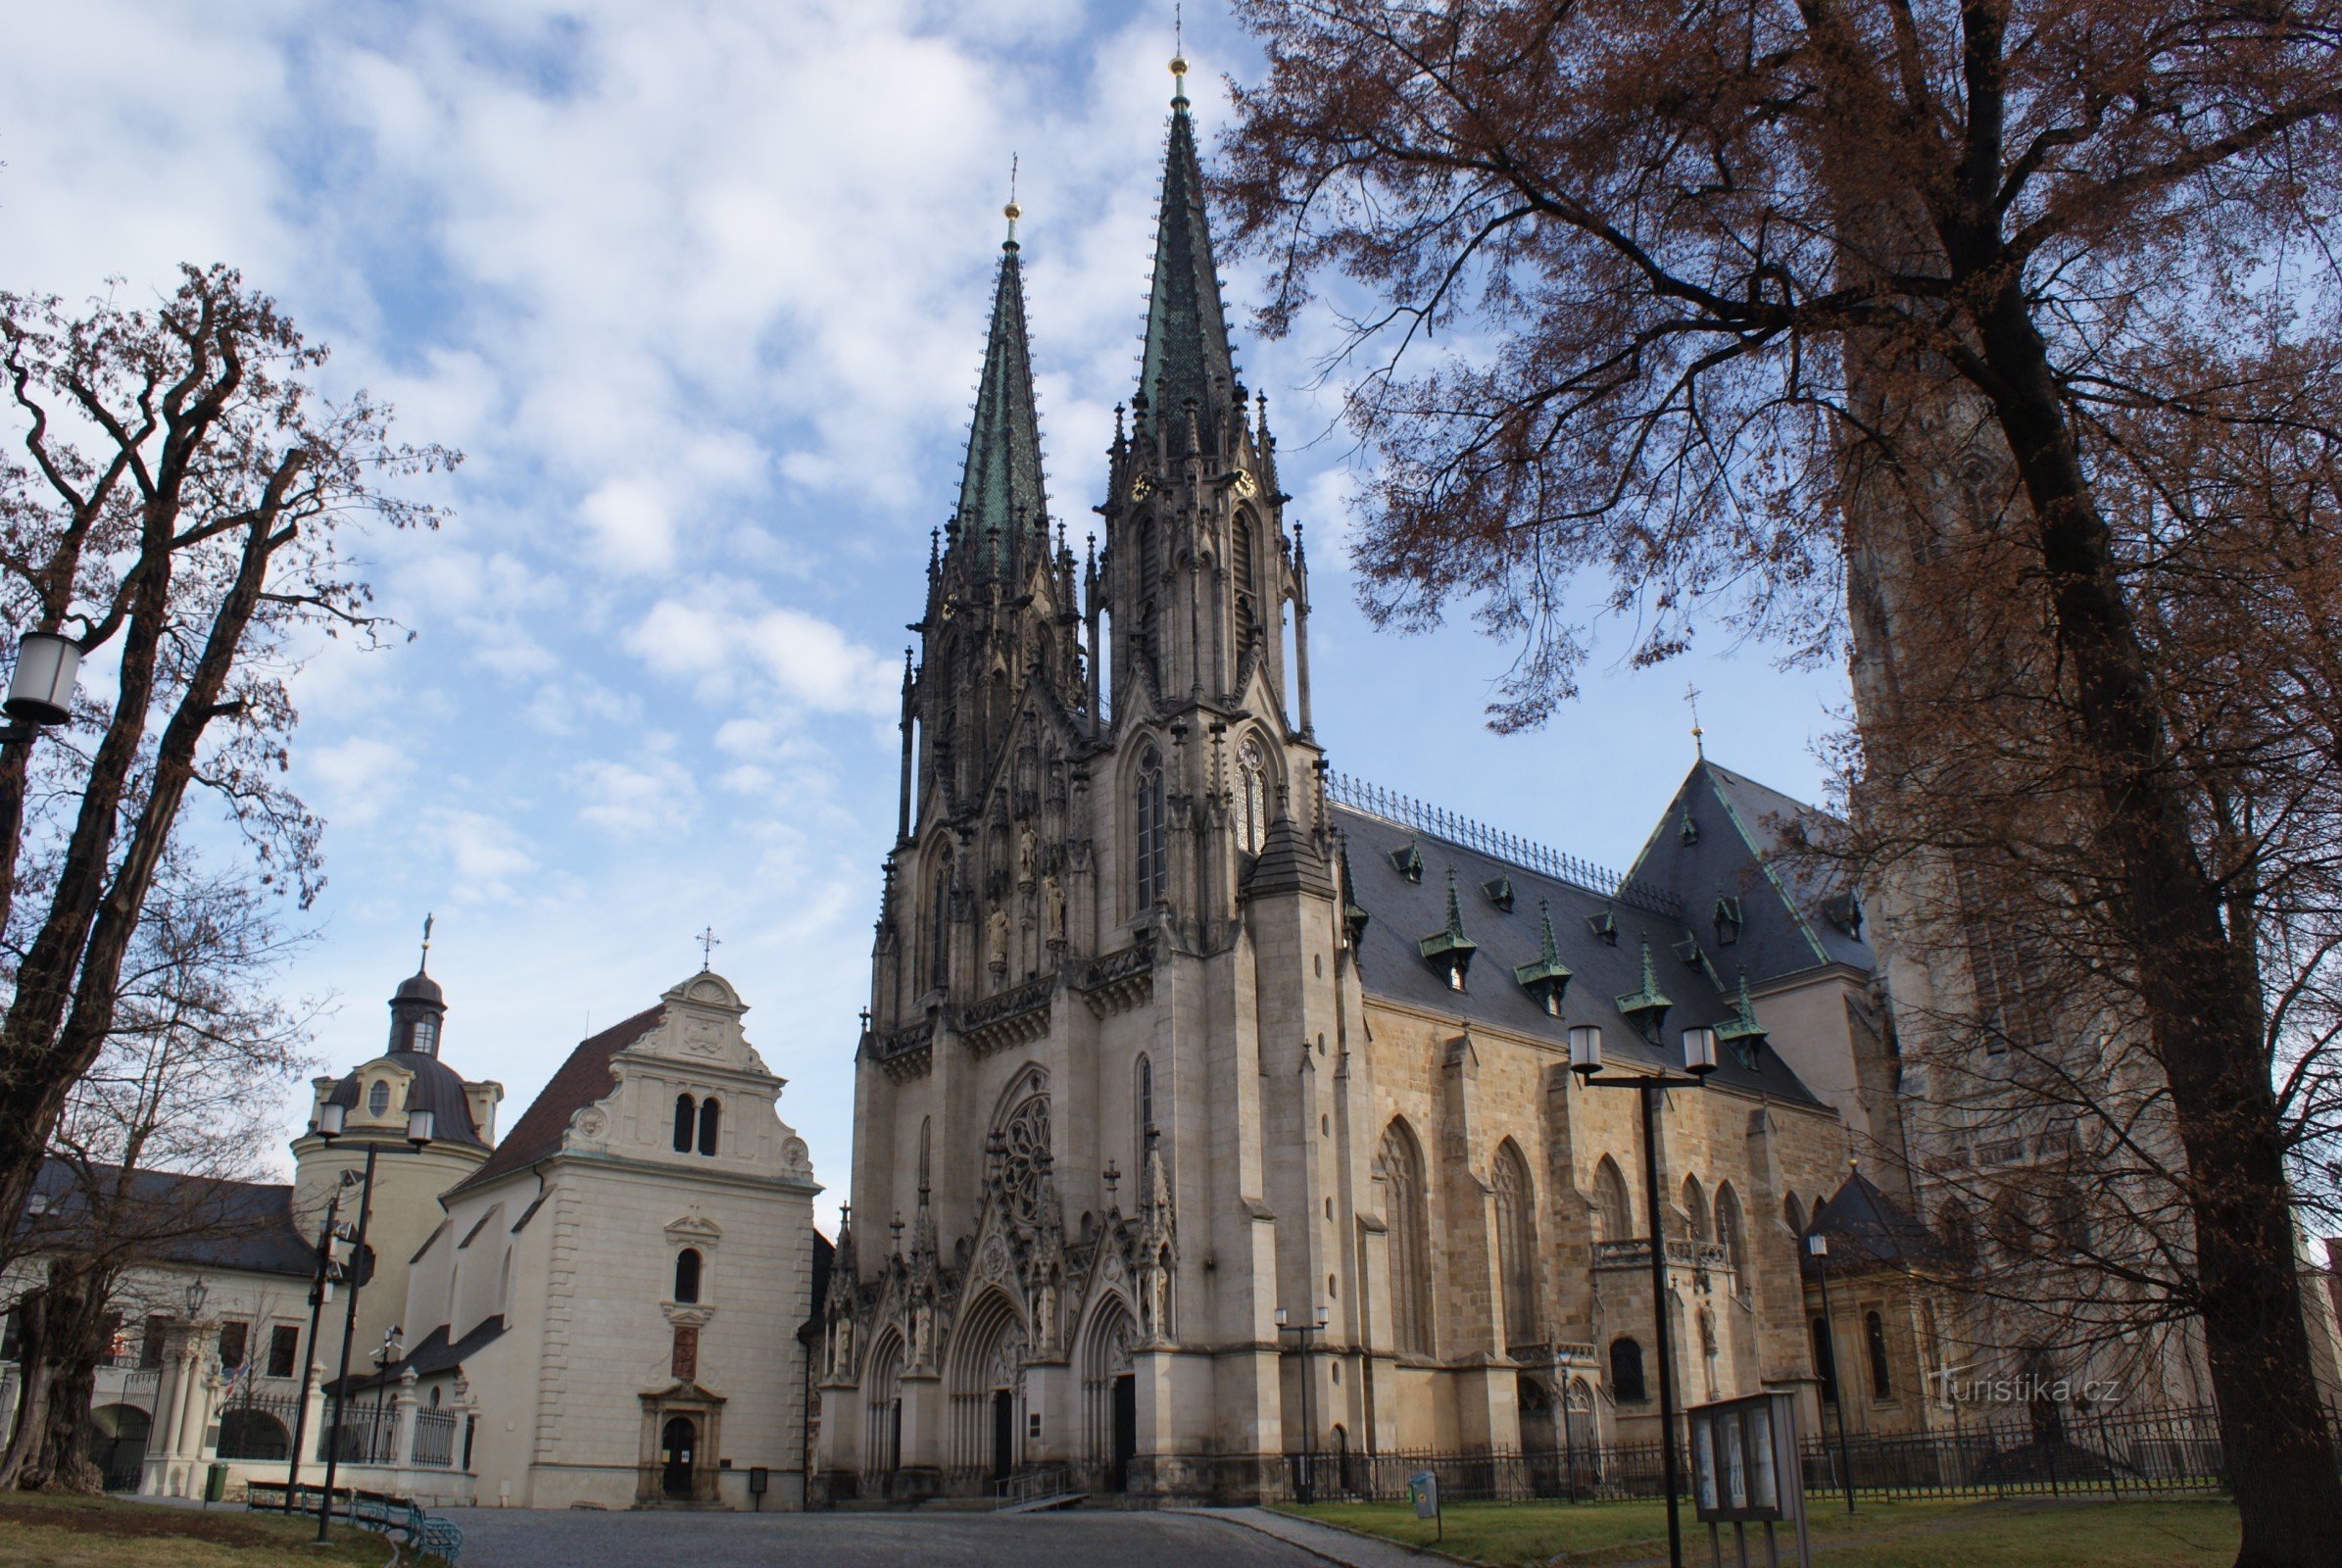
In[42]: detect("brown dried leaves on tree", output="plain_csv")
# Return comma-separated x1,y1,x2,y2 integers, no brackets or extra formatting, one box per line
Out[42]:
1219,2,2342,1562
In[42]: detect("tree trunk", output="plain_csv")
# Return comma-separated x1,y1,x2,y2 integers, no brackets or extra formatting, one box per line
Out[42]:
1975,284,2342,1568
0,1259,103,1494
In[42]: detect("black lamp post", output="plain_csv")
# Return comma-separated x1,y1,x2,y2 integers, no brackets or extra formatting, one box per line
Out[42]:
313,1100,433,1543
1274,1303,1329,1503
1806,1232,1857,1513
1569,1021,1718,1568
284,1179,347,1507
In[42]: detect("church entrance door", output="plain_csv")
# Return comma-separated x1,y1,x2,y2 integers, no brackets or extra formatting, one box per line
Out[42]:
1108,1374,1137,1492
660,1416,697,1499
991,1390,1014,1481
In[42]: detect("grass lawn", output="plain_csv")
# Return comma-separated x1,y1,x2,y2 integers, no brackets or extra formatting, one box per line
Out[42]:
0,1488,447,1568
1277,1494,2241,1567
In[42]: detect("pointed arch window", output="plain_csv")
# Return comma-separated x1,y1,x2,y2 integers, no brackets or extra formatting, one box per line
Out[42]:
929,863,953,990
1135,747,1168,910
1380,1120,1434,1356
1682,1174,1709,1244
1591,1156,1632,1245
1865,1310,1893,1398
917,1116,932,1193
673,1095,697,1153
1492,1141,1537,1348
1236,739,1268,856
1714,1183,1744,1270
697,1098,721,1156
1135,1054,1153,1157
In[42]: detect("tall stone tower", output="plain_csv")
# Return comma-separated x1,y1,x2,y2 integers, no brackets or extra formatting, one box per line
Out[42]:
826,56,1340,1500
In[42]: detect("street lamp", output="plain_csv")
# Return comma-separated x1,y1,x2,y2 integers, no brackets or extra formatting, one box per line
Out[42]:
1274,1303,1331,1503
2,631,79,735
183,1277,209,1322
1570,1022,1718,1568
1806,1232,1857,1514
312,1099,435,1542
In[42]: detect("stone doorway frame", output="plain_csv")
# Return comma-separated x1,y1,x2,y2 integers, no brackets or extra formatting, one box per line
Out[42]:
636,1380,725,1505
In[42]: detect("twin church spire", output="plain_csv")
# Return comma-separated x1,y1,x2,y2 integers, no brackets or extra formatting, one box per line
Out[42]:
949,208,1051,582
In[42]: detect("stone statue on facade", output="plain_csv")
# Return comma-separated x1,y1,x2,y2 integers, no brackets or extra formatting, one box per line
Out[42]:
987,907,1010,970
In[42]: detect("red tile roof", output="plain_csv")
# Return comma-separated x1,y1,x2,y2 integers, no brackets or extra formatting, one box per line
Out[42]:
445,1004,664,1199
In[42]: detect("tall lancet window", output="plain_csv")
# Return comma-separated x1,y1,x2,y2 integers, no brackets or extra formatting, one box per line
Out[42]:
929,864,952,990
1492,1139,1537,1348
1232,513,1258,649
1236,739,1268,856
1135,747,1168,910
1380,1119,1435,1356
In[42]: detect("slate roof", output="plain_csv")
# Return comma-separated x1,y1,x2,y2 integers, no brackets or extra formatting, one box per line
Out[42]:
1137,86,1239,449
332,1313,512,1397
443,1004,664,1199
1333,801,1821,1103
1624,759,1872,986
323,1050,488,1150
1801,1168,1940,1278
20,1158,315,1279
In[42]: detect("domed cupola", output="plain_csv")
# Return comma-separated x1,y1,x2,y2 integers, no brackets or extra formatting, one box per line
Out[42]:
391,961,448,1058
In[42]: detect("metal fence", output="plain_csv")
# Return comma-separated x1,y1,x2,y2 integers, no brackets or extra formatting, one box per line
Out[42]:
318,1410,398,1466
215,1395,305,1460
1280,1405,2299,1507
412,1409,459,1469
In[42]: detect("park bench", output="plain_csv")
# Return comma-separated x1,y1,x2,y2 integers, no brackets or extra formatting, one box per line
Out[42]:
246,1480,463,1563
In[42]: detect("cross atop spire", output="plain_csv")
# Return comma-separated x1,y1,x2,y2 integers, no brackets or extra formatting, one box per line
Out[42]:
950,209,1050,580
1138,52,1238,453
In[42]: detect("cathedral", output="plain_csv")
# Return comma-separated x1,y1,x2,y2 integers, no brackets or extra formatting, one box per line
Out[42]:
812,62,1933,1503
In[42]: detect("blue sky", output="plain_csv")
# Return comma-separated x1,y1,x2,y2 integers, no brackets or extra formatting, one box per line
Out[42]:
0,0,1847,1229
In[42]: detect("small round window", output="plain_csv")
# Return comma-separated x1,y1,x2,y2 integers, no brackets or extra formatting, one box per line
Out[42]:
366,1080,391,1117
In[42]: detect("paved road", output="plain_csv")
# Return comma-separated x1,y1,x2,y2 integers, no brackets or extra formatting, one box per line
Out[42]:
443,1506,1349,1568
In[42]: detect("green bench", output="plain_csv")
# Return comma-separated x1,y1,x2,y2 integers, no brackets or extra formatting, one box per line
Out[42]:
247,1481,464,1564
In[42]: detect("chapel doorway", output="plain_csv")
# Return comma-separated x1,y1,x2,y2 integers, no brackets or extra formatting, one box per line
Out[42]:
1108,1373,1137,1492
991,1389,1014,1481
660,1416,698,1499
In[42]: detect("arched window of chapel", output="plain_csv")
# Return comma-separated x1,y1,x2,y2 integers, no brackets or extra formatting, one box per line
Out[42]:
1135,1054,1153,1159
1236,739,1268,856
1379,1120,1435,1356
1682,1174,1709,1244
929,862,953,991
697,1098,721,1156
1492,1140,1537,1348
1714,1183,1744,1269
673,1095,696,1153
1591,1157,1632,1244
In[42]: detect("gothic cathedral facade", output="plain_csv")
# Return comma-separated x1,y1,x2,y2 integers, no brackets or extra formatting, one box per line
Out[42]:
815,72,1916,1502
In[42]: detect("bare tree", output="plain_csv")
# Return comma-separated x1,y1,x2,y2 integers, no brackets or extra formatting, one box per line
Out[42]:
0,265,449,1256
0,867,316,1491
1216,2,2342,1560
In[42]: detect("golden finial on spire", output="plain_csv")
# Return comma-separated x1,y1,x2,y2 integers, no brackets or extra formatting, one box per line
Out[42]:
1685,682,1705,759
418,911,433,973
1002,153,1021,246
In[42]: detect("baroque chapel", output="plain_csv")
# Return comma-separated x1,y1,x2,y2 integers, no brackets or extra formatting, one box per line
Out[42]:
815,62,1927,1502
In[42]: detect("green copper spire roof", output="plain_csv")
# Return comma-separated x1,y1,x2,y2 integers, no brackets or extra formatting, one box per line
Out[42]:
1513,898,1574,1014
1137,71,1238,451
954,218,1049,577
1615,936,1674,1040
1715,966,1769,1064
1418,868,1480,989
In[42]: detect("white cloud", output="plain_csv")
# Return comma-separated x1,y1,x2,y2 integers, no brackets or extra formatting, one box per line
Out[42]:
569,753,697,833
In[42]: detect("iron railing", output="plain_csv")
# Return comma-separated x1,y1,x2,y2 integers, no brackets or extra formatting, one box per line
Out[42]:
412,1409,460,1469
1280,1405,2334,1506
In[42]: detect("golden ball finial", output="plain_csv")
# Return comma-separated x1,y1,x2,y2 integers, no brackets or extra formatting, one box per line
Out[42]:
1003,200,1022,223
1170,55,1189,77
